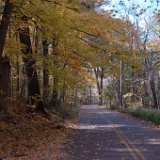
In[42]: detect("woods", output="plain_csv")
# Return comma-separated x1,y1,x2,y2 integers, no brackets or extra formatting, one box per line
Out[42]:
102,1,160,110
0,0,159,117
0,0,160,159
0,1,125,112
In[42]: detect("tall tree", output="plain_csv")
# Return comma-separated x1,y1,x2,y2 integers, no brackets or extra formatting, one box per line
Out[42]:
94,67,104,105
19,25,44,112
0,0,14,112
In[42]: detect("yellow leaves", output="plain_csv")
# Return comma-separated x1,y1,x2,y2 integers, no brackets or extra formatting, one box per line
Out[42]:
79,31,84,38
5,37,23,57
123,92,134,99
147,38,160,51
10,0,143,91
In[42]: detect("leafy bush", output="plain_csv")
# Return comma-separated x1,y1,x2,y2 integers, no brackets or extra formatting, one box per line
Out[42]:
120,108,160,125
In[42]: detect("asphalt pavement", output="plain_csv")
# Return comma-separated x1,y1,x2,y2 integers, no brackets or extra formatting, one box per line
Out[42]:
64,105,160,160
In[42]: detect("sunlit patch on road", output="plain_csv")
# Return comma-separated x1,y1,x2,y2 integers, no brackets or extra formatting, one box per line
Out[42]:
146,138,160,145
67,123,134,130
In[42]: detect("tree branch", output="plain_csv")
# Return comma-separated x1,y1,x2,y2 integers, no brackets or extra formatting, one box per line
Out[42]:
75,36,106,52
44,0,80,13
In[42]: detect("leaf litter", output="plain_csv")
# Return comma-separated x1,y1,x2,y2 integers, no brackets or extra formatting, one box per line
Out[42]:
0,104,70,160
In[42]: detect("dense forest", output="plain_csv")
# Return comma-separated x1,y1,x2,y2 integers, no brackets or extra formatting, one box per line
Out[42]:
0,0,160,159
0,0,159,113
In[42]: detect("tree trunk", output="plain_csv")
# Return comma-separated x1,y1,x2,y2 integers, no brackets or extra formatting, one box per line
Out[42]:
19,27,44,112
0,0,13,57
59,81,66,107
50,38,60,110
16,56,20,99
141,80,150,108
0,0,13,112
149,76,158,108
119,60,124,107
157,77,160,109
51,78,59,111
42,39,49,105
0,58,10,112
99,67,104,105
94,67,104,106
89,85,92,104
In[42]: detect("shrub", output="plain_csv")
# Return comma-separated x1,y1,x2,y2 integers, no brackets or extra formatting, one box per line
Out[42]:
120,107,160,125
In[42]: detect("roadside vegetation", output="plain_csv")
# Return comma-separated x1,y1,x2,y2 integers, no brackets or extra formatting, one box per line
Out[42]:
120,107,160,125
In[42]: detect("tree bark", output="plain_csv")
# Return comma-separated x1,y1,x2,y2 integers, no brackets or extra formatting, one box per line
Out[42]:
42,39,49,104
149,75,158,108
99,67,104,105
89,85,92,104
0,0,13,57
94,67,104,106
0,58,10,112
16,56,20,98
119,60,124,107
0,0,13,112
19,27,44,112
52,78,59,111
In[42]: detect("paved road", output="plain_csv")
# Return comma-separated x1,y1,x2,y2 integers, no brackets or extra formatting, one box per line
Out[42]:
64,105,160,160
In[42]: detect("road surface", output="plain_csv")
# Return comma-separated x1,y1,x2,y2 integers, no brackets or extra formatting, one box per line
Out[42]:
64,105,160,160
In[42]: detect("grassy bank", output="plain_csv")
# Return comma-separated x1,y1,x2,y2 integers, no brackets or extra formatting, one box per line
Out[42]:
120,107,160,125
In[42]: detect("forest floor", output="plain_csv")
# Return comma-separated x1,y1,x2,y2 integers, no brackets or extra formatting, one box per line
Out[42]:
0,103,69,160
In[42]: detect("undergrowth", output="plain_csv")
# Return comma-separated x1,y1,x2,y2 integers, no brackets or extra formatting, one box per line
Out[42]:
60,105,80,119
120,107,160,125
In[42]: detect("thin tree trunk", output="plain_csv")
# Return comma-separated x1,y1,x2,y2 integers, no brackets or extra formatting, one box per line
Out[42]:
99,67,104,105
142,80,149,108
59,81,66,107
42,39,49,104
52,78,59,111
119,60,124,107
89,85,92,104
149,75,158,108
16,56,20,98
